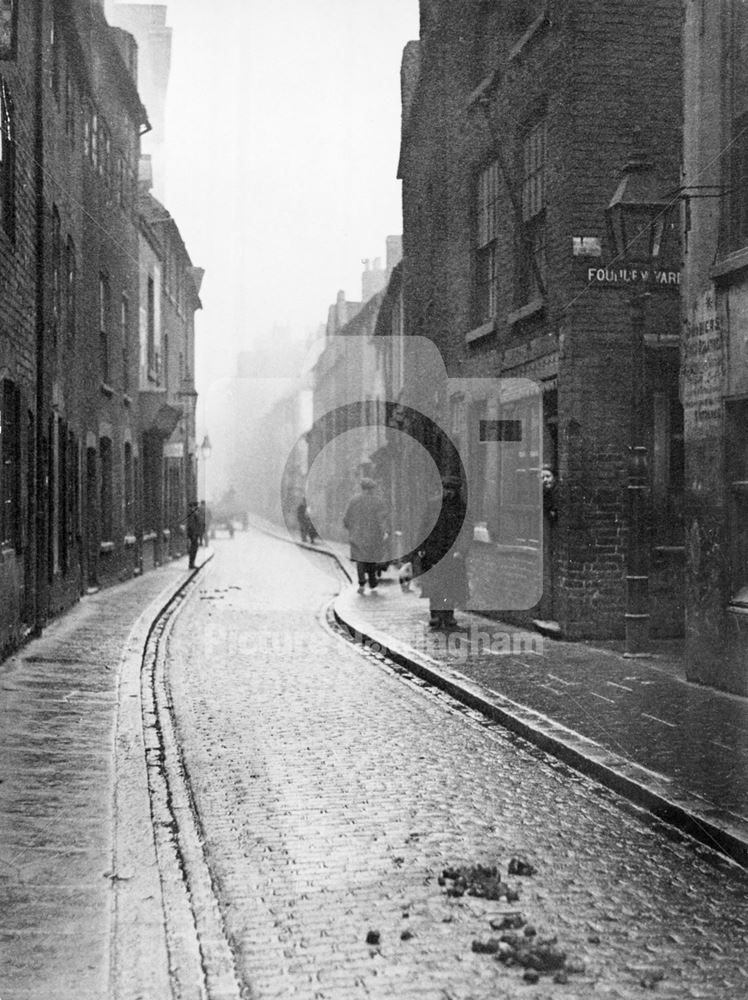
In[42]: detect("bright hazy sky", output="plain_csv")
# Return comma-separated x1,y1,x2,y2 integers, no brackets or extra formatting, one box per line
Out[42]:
147,0,419,397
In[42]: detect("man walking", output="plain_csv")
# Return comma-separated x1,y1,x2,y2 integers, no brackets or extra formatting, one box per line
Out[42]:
343,478,388,594
186,500,201,569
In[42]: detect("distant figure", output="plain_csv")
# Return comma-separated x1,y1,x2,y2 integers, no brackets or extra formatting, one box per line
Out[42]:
417,475,470,629
297,497,317,544
343,478,388,594
186,500,201,569
199,500,210,546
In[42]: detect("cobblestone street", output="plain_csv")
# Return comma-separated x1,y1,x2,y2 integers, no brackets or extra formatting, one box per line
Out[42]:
164,528,748,1000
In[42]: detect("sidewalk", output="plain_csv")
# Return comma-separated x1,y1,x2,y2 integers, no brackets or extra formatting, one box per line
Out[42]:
0,550,209,1000
325,556,748,869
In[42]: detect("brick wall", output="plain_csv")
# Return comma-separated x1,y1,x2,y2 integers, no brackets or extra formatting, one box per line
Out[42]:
401,0,682,639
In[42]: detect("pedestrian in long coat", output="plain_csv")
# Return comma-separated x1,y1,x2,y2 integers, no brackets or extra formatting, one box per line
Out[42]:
417,475,471,628
343,478,388,593
186,500,201,569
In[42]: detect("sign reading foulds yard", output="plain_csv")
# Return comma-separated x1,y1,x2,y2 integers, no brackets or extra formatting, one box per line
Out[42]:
586,266,681,287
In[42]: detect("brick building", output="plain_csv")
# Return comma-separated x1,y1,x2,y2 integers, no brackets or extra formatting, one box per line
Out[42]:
397,0,684,639
681,1,748,694
0,0,40,647
137,193,202,568
0,0,200,655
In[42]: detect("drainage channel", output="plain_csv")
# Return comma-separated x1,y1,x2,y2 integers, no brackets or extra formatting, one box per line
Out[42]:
141,565,247,1000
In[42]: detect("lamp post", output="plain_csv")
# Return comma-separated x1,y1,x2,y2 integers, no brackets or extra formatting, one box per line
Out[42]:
605,139,673,656
200,434,212,503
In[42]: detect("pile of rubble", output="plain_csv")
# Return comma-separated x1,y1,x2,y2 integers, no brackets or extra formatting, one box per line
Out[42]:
441,857,587,986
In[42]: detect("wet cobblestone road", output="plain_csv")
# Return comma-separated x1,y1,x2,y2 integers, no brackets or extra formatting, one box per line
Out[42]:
165,529,748,999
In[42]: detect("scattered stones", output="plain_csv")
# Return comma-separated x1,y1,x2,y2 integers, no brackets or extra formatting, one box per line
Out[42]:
490,913,526,931
508,856,537,877
440,863,518,902
365,929,380,945
471,937,500,954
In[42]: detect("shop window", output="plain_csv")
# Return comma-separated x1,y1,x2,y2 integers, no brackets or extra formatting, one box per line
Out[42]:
0,379,20,550
0,0,16,60
516,117,547,306
0,77,16,241
475,160,500,325
100,437,113,543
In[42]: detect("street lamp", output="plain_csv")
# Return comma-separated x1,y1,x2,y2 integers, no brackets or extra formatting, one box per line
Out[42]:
605,139,675,656
200,434,212,502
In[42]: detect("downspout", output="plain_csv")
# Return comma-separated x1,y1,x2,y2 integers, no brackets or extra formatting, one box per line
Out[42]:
33,0,47,635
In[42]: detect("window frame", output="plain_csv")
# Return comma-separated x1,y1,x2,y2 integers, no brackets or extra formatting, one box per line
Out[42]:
0,78,16,242
475,159,500,325
517,116,547,306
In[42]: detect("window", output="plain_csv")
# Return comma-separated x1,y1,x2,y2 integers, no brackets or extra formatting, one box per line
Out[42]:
0,379,20,549
0,0,16,60
726,1,748,252
52,206,61,338
66,236,76,339
121,295,130,393
517,117,547,304
475,160,500,324
0,78,16,240
100,437,113,543
99,273,110,383
146,275,156,376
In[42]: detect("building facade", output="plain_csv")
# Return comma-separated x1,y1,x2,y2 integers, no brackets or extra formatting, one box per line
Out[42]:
0,0,200,657
398,0,684,639
681,0,748,694
138,193,201,570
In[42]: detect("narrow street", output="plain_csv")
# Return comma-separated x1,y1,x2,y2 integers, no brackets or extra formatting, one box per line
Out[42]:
160,527,748,1000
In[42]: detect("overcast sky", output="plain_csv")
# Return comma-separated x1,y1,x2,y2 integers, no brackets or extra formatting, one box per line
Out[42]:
151,0,419,399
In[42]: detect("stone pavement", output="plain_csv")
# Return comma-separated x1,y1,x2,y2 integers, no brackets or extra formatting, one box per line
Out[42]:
169,528,748,1000
327,562,748,868
264,520,748,869
0,548,210,1000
